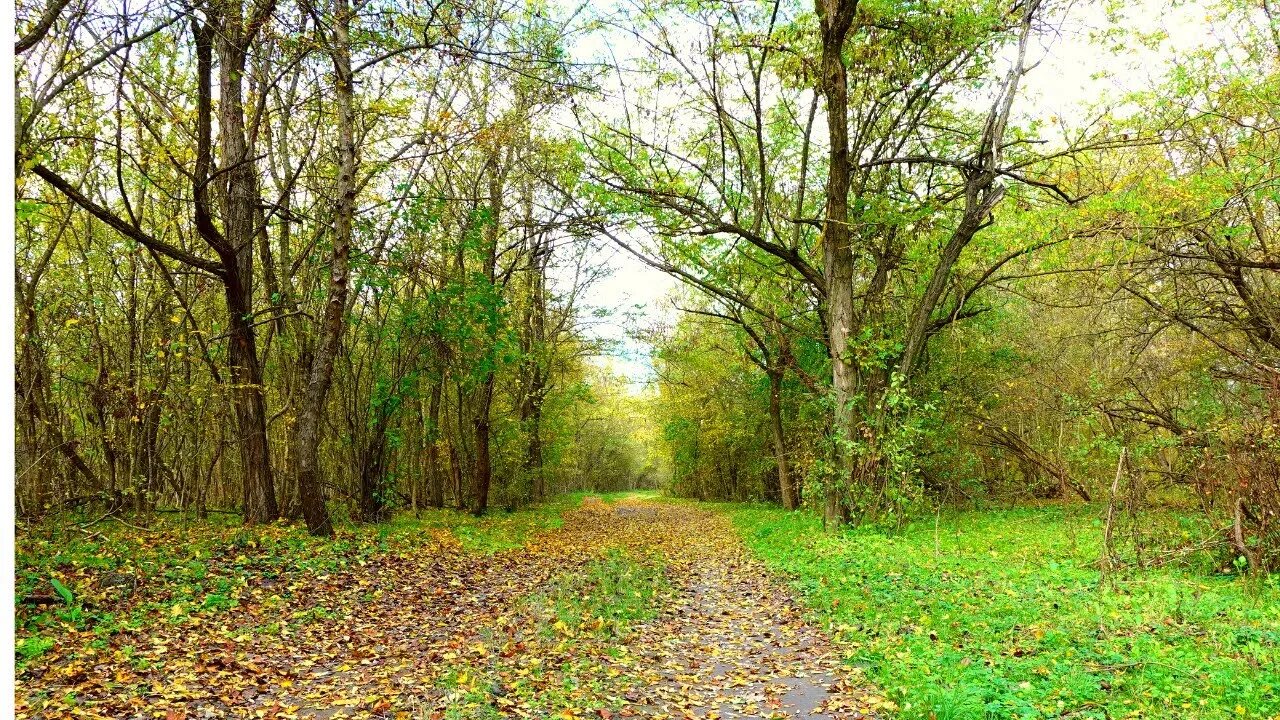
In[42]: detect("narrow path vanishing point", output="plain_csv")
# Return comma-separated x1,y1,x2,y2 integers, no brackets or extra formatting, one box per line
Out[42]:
16,498,882,719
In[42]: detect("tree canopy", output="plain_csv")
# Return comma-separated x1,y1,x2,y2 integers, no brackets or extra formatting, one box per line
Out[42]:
14,0,1280,569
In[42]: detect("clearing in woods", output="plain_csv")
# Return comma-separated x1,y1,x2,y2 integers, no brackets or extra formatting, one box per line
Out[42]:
16,497,882,719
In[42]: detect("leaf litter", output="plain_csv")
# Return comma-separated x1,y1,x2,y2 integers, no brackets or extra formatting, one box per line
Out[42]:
16,497,880,719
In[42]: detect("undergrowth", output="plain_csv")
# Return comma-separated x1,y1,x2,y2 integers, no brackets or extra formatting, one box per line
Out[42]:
14,500,570,670
527,547,667,639
730,502,1280,720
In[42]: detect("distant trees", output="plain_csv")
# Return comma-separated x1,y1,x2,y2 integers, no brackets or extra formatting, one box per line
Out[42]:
15,0,1279,568
15,0,647,529
638,0,1279,565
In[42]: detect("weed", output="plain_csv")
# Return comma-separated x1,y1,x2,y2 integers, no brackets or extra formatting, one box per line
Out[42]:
730,503,1280,720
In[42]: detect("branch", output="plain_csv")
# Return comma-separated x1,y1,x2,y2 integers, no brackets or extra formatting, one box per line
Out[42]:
31,164,224,275
929,237,1065,334
20,13,182,141
15,0,72,54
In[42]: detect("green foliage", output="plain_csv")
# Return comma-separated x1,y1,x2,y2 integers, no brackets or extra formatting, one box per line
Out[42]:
527,548,667,639
16,636,55,665
732,503,1280,719
442,501,570,554
14,501,573,667
49,577,74,605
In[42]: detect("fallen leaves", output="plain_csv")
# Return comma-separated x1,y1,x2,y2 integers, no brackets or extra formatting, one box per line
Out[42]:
17,499,879,718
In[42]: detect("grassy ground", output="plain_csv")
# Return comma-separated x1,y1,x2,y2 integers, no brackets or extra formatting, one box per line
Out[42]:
21,493,1276,719
728,502,1280,720
439,546,669,719
22,492,782,719
14,499,574,670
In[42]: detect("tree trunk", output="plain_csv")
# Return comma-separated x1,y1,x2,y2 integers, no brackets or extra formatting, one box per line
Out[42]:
448,440,463,509
358,420,389,522
291,0,357,537
470,376,495,515
210,11,279,524
520,183,547,501
225,277,278,523
469,146,505,515
426,378,445,508
816,0,858,530
768,369,797,510
524,392,545,501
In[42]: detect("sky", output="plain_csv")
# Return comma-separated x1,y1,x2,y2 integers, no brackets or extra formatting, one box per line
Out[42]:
578,249,676,389
561,0,1216,391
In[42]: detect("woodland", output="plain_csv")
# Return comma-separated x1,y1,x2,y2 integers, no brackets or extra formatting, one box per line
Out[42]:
11,0,1280,717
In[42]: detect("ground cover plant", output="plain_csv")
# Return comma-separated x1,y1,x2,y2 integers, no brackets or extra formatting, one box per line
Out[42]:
12,0,1280,716
730,502,1280,720
14,496,887,718
15,500,572,675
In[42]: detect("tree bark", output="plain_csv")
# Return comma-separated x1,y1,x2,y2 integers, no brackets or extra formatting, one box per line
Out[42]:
224,276,278,523
291,0,358,536
523,391,545,500
358,418,390,522
470,377,495,515
426,378,445,508
210,9,278,524
816,0,858,530
520,198,548,502
768,369,797,510
470,151,505,515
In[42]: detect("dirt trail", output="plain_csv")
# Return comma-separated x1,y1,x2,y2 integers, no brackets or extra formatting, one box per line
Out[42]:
604,499,876,719
17,498,878,719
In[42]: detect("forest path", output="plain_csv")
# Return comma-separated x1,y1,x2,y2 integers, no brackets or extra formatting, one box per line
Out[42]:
16,498,880,719
597,498,880,719
407,496,883,719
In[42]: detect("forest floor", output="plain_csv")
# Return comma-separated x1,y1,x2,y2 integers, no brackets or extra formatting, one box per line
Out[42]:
732,502,1280,720
15,495,882,719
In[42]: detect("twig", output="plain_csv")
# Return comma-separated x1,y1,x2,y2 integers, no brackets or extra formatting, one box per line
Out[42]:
1100,448,1125,587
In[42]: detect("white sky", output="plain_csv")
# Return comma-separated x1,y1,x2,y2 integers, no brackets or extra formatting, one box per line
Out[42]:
563,0,1216,391
573,247,675,390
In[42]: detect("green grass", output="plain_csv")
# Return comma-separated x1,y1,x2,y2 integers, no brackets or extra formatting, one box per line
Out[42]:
527,547,668,638
728,502,1280,720
417,499,572,553
448,548,666,716
14,500,571,670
